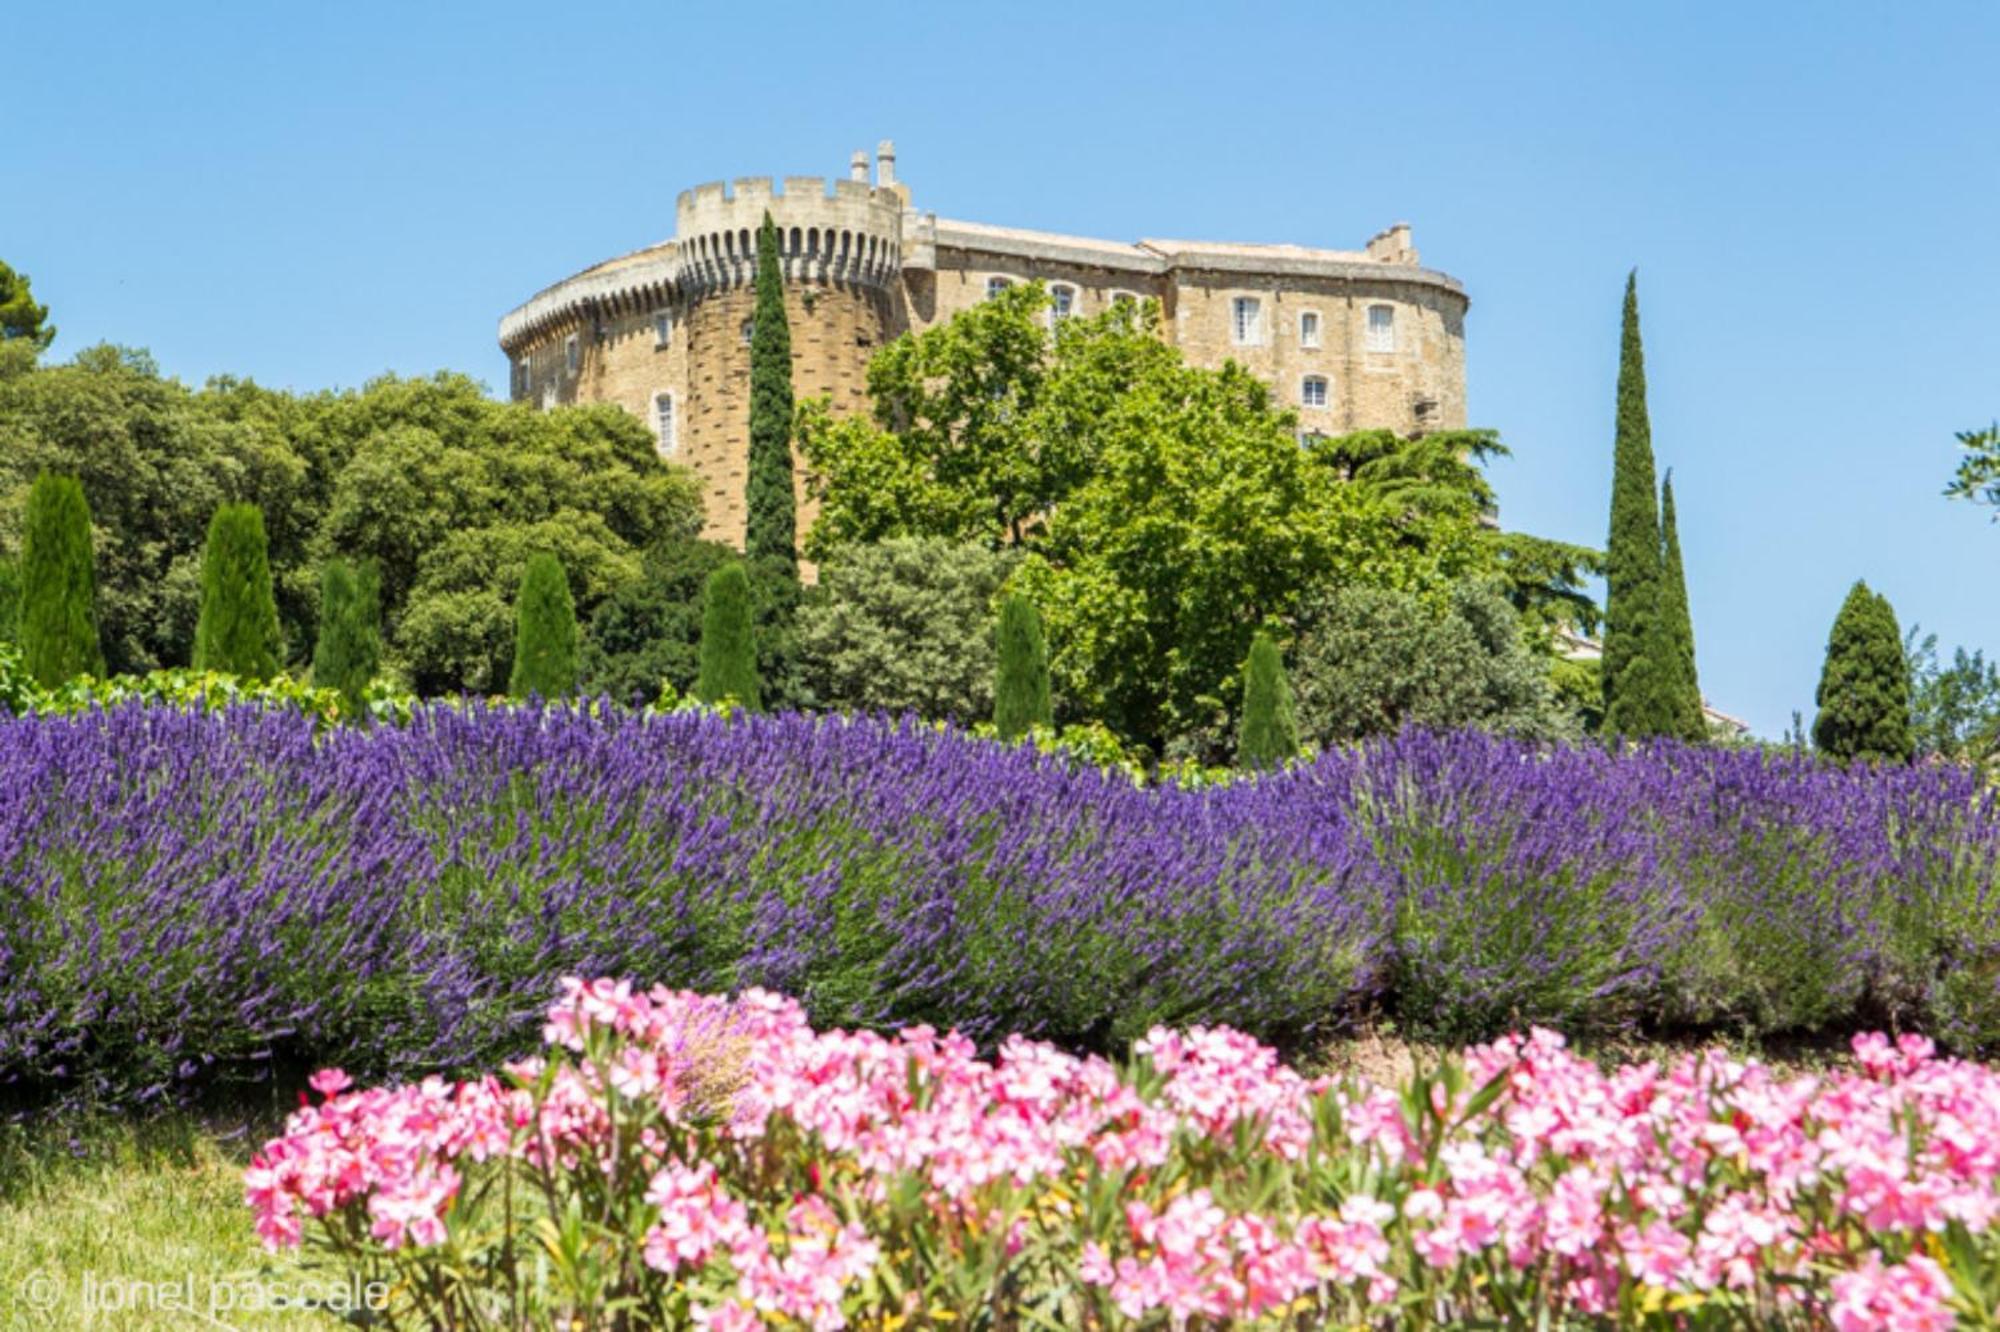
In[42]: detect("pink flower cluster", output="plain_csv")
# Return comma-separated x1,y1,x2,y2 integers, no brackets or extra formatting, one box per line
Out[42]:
247,979,2000,1329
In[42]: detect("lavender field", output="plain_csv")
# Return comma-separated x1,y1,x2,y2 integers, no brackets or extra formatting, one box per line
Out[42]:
3,703,1998,1110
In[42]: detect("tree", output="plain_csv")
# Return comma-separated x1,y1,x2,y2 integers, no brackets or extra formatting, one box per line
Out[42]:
1905,626,2000,772
795,537,1017,723
1944,422,2000,510
508,553,578,699
192,502,283,681
0,555,19,646
1236,632,1299,769
18,473,104,686
0,260,54,352
696,562,760,709
745,214,796,573
1812,580,1914,764
1600,272,1679,738
313,557,381,719
1658,470,1706,740
992,593,1052,741
1292,581,1581,746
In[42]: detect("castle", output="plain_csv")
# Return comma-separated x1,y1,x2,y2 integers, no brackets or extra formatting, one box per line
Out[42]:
499,141,1470,548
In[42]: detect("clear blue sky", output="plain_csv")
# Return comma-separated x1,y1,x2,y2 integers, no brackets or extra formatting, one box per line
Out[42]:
13,2,1999,736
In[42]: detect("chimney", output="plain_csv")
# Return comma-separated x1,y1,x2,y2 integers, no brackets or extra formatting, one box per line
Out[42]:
876,139,896,187
849,150,868,183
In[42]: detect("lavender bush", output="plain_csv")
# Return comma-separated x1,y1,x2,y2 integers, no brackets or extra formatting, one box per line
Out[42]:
1,703,1997,1110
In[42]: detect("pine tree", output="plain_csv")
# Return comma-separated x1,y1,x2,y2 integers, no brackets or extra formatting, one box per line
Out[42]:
193,503,283,681
744,212,797,575
1601,271,1679,738
313,557,382,721
992,593,1052,741
1659,470,1706,740
1236,631,1300,769
696,561,761,709
1812,580,1915,764
508,553,579,699
18,473,104,686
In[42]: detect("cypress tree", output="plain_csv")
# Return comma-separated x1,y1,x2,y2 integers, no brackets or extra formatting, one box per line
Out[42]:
1659,470,1706,740
992,593,1052,741
1812,580,1915,764
1601,271,1678,738
193,503,283,681
18,473,104,686
313,556,382,721
508,553,579,699
1236,631,1300,769
744,212,797,576
696,561,761,709
0,556,17,645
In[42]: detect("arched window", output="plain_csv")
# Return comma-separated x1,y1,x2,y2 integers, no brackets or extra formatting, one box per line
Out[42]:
1366,304,1396,353
985,276,1014,300
1301,375,1329,409
1299,310,1322,349
653,392,676,455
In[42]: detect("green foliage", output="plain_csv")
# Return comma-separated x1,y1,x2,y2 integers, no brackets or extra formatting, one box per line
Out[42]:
1658,472,1706,740
18,472,105,687
696,562,760,710
0,259,54,352
1906,627,2000,773
796,537,1016,723
1600,272,1681,739
508,553,579,699
1813,580,1915,764
0,554,18,645
192,502,282,682
1944,421,2000,510
1235,632,1300,769
745,214,797,574
1292,581,1583,746
313,557,382,721
992,593,1051,741
1490,531,1604,639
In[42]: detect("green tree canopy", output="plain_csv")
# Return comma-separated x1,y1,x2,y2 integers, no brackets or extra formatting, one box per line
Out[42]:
18,473,104,686
1905,626,2000,773
1236,631,1300,769
796,537,1016,724
0,260,54,352
313,557,381,720
696,562,761,710
1658,471,1706,740
508,552,579,699
992,592,1052,741
1812,580,1914,764
745,214,797,573
192,502,283,682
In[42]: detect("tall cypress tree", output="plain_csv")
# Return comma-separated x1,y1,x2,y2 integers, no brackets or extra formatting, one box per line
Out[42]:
1236,631,1300,769
1658,470,1706,740
696,561,761,709
1601,271,1678,738
508,553,579,699
18,473,104,686
745,212,797,575
314,556,382,721
193,503,283,682
992,593,1052,741
1812,580,1914,764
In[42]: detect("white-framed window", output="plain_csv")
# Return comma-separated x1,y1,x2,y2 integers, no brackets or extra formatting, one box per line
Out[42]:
1299,310,1321,348
1231,296,1262,346
564,334,580,376
1301,375,1329,409
1366,304,1396,353
741,318,755,345
654,312,673,349
653,391,676,455
1049,283,1077,324
985,276,1014,300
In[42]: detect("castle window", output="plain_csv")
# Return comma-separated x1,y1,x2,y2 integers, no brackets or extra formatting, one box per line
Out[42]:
653,392,676,455
1366,304,1396,353
564,335,580,376
515,358,531,398
985,276,1013,301
1049,283,1077,325
1301,375,1329,409
540,383,557,412
654,313,673,349
741,319,755,345
1231,296,1262,346
1299,311,1321,348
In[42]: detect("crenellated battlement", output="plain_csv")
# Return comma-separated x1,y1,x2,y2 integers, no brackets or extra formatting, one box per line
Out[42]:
673,168,905,295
